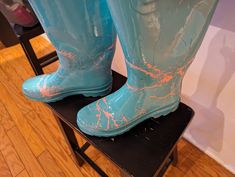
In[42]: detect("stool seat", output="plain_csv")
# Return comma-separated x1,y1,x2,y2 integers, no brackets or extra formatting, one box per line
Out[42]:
47,71,194,177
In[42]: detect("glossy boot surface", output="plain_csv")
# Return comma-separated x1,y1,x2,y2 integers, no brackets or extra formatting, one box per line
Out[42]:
77,0,218,137
22,0,116,102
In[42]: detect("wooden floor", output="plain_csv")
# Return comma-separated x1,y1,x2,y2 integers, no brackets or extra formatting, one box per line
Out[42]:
0,37,234,177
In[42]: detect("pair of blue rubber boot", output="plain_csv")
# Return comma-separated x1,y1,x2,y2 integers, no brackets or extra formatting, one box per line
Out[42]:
23,0,218,137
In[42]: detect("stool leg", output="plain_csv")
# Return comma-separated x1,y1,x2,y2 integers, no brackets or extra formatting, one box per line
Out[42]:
20,38,43,75
53,113,85,166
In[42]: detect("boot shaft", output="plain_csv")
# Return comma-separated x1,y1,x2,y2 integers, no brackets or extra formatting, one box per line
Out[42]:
28,0,116,69
107,0,218,90
76,0,219,137
22,0,117,102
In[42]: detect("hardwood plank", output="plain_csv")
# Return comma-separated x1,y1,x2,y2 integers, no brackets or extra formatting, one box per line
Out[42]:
25,112,82,176
74,132,87,148
0,66,70,158
176,140,234,177
0,36,78,176
165,166,189,177
0,81,45,157
0,100,15,131
74,144,104,177
25,111,84,177
0,151,13,177
0,35,55,75
0,77,70,159
0,39,70,156
94,155,121,177
7,127,47,177
16,170,30,177
36,107,72,156
0,37,56,116
38,150,66,177
68,154,92,177
0,52,70,156
0,60,35,115
0,125,24,177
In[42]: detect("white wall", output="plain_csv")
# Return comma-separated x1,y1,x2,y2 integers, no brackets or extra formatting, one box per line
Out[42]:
112,0,235,174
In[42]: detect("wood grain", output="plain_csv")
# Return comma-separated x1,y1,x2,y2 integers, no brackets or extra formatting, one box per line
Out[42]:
0,81,45,157
0,100,15,131
174,140,235,177
16,170,30,177
0,56,36,115
0,125,24,176
38,150,66,177
165,166,189,177
25,110,84,177
36,108,72,156
7,127,47,177
0,152,13,177
93,155,121,177
0,39,70,157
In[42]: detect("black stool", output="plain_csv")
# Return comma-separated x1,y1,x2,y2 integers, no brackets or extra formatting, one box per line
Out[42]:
47,71,194,177
14,24,58,75
0,11,58,76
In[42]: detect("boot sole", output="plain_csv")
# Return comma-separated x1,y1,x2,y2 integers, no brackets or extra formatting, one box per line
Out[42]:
24,81,112,103
78,100,180,137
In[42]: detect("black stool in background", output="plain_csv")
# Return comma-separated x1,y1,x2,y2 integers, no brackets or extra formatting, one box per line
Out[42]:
0,12,58,75
14,24,58,75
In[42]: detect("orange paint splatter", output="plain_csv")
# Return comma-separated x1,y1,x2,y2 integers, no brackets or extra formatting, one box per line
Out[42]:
36,76,61,98
146,63,161,73
102,97,108,107
177,68,184,76
126,60,159,79
58,50,75,60
127,77,171,91
95,98,119,130
95,100,101,128
126,58,194,92
122,116,128,124
160,74,173,83
103,110,119,129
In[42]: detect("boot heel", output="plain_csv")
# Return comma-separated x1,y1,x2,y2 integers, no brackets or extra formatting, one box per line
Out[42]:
148,100,180,119
82,85,112,97
81,81,113,97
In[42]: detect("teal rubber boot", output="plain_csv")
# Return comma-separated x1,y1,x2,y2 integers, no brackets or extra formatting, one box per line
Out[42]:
22,0,116,102
77,0,218,137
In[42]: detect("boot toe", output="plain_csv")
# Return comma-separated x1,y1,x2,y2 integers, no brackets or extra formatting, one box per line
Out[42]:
77,103,103,136
77,97,130,137
22,76,44,101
